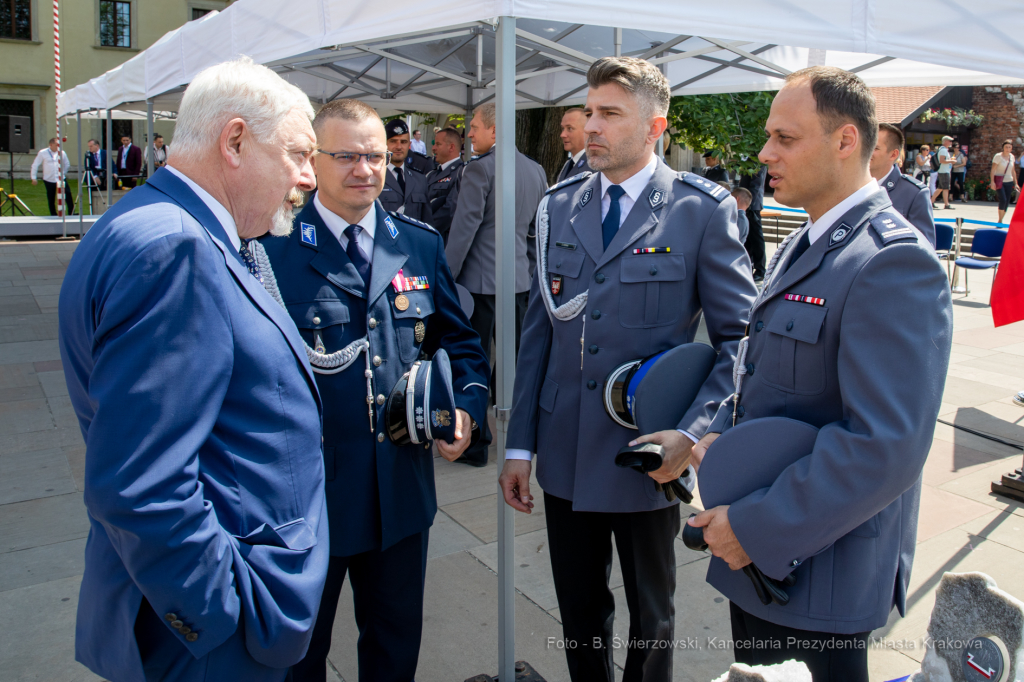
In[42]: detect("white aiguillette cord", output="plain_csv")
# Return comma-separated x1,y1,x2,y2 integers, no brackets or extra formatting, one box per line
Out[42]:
731,229,800,425
251,240,375,431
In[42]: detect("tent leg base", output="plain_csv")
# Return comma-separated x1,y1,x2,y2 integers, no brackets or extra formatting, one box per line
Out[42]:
465,661,547,682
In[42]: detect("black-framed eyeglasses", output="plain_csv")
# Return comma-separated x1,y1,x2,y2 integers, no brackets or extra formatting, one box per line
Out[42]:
318,150,392,168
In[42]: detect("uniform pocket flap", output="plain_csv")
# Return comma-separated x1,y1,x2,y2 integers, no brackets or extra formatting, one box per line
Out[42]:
766,302,827,344
620,254,686,283
410,192,428,203
392,291,435,319
236,518,317,551
548,249,585,278
286,300,350,329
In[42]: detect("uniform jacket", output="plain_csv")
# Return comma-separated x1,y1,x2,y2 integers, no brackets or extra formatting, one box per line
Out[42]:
260,201,490,556
115,143,143,177
379,163,433,224
702,165,729,184
426,158,464,242
58,168,329,680
445,147,548,295
557,152,592,183
881,164,936,247
83,149,107,179
507,158,757,512
705,190,953,634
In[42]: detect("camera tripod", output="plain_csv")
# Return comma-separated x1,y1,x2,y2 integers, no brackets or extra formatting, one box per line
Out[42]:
1,151,34,216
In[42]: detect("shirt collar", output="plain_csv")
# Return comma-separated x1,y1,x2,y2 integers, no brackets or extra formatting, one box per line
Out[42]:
166,165,241,252
806,180,881,245
571,148,586,165
600,154,658,202
314,193,376,244
877,164,899,188
440,157,459,171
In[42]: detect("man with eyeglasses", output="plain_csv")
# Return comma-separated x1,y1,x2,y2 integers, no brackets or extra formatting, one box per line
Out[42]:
378,118,433,224
259,99,490,682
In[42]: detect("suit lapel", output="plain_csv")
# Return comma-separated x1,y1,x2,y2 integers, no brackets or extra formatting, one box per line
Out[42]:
384,169,404,203
367,203,409,305
301,203,366,298
568,173,605,264
145,168,320,399
596,160,673,269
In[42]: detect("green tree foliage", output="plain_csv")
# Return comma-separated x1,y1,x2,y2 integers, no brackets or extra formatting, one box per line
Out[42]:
667,91,774,176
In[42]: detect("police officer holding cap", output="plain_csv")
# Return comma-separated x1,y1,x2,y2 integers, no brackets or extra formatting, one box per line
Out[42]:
258,99,490,682
500,56,756,682
380,118,433,223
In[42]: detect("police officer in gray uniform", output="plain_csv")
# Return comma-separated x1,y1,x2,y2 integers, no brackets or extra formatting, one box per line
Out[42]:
380,119,433,224
425,127,464,244
686,67,952,681
446,102,548,466
557,107,592,182
500,57,757,682
870,121,935,247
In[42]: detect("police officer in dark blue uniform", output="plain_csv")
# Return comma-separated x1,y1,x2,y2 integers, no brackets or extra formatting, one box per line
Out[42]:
258,99,490,682
379,118,433,224
425,127,465,244
870,122,936,247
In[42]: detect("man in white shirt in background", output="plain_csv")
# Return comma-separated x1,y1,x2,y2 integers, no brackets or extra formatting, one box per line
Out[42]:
410,129,428,155
30,138,74,216
931,134,954,209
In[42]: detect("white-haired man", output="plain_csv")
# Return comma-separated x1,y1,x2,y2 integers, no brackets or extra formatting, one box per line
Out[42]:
59,57,326,682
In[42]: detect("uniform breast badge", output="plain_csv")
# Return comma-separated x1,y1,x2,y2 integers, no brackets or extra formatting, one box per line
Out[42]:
395,294,410,311
551,275,563,296
414,320,426,343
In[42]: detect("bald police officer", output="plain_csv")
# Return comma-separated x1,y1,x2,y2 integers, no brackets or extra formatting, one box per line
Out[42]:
870,122,936,247
259,100,489,682
688,67,952,681
380,118,433,223
500,57,756,682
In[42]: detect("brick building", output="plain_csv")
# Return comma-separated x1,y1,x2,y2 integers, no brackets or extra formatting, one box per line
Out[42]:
968,86,1024,182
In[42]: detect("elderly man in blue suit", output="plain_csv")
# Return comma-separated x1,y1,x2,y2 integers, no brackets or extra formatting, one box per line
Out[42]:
58,57,327,682
259,99,490,682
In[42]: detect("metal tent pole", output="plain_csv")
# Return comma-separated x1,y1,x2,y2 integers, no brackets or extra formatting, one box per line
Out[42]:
146,99,155,181
951,217,966,294
76,112,83,236
495,15,517,682
465,85,473,161
614,27,622,57
106,109,113,207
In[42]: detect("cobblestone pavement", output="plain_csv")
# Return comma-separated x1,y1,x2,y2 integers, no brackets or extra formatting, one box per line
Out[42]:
1,238,1021,682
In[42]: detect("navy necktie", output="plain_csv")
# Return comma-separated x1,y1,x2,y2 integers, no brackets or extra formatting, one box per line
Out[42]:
395,166,406,194
784,229,811,274
238,239,262,283
344,225,371,286
602,185,626,250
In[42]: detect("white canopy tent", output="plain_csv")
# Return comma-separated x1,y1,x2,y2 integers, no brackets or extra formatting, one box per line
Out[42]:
56,2,1024,679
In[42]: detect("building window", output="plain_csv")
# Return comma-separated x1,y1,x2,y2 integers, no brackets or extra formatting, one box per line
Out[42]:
0,99,35,147
0,0,32,41
99,0,130,48
191,8,211,20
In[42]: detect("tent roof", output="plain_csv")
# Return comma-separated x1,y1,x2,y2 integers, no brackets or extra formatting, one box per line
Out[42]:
58,0,1024,117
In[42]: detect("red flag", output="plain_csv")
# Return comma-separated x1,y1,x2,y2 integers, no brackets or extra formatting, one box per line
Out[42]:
991,200,1024,327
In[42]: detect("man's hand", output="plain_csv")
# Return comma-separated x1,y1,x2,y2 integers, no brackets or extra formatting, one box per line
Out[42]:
436,409,472,462
499,458,534,513
629,429,693,484
689,505,751,570
690,432,720,474
31,179,37,186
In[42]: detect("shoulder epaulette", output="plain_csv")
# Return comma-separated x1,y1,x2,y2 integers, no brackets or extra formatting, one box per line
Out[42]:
870,213,918,245
546,172,591,195
901,173,928,190
389,211,438,234
678,171,729,202
405,164,424,174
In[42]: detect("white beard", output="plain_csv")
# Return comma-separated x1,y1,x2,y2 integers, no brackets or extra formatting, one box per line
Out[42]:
269,201,295,237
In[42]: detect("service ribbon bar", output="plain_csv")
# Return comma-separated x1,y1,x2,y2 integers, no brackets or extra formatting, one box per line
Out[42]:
633,247,671,254
784,293,825,306
391,269,430,292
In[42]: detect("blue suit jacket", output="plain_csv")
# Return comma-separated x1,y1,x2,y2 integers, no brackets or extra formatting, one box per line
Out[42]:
83,149,107,178
59,168,329,681
260,201,489,556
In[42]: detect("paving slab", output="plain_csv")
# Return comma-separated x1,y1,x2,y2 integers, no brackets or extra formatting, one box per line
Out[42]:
0,538,86,593
37,370,69,398
0,425,85,455
0,446,77,505
940,374,1012,407
931,420,1022,459
0,339,61,366
429,510,485,559
937,459,1024,518
0,493,90,553
921,438,1015,487
0,296,41,316
0,575,102,682
915,484,994,542
0,398,54,434
945,363,1023,392
433,455,503,508
443,492,549,544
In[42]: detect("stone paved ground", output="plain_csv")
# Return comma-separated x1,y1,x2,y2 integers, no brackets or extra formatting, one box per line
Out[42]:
1,235,1022,682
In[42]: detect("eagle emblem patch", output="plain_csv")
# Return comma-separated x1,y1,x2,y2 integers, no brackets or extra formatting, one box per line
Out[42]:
431,409,451,427
300,222,316,246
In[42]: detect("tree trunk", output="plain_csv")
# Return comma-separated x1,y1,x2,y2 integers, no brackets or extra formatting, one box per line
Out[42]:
516,106,571,184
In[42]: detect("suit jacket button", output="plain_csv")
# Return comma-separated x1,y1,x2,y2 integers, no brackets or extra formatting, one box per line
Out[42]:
595,273,606,283
312,316,321,325
587,380,596,389
588,345,598,355
378,433,385,443
786,321,794,331
755,321,764,332
185,632,199,643
557,261,563,267
369,318,377,329
164,613,177,622
416,306,421,314
745,363,755,376
376,394,385,405
373,356,382,366
178,626,191,635
170,620,184,629
737,406,745,418
649,267,657,275
591,310,601,320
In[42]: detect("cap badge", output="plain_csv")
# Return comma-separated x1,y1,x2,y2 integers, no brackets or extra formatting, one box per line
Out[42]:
431,409,451,428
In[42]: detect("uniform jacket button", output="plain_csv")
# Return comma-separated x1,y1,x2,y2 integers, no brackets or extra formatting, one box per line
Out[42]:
589,345,599,355
164,613,178,622
376,394,385,405
587,380,596,389
595,273,606,283
377,433,385,443
745,363,755,376
185,632,199,643
416,307,421,314
755,321,764,332
178,626,191,635
170,620,184,630
591,310,601,320
737,406,745,418
786,321,794,331
556,260,563,267
312,316,321,325
369,318,377,329
649,267,657,275
373,356,382,366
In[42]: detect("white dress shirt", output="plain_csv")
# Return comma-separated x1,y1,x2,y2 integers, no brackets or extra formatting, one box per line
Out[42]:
30,148,70,183
120,144,133,170
506,154,663,462
314,193,376,263
569,148,586,166
439,157,460,172
166,165,241,252
805,180,882,246
410,138,428,155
